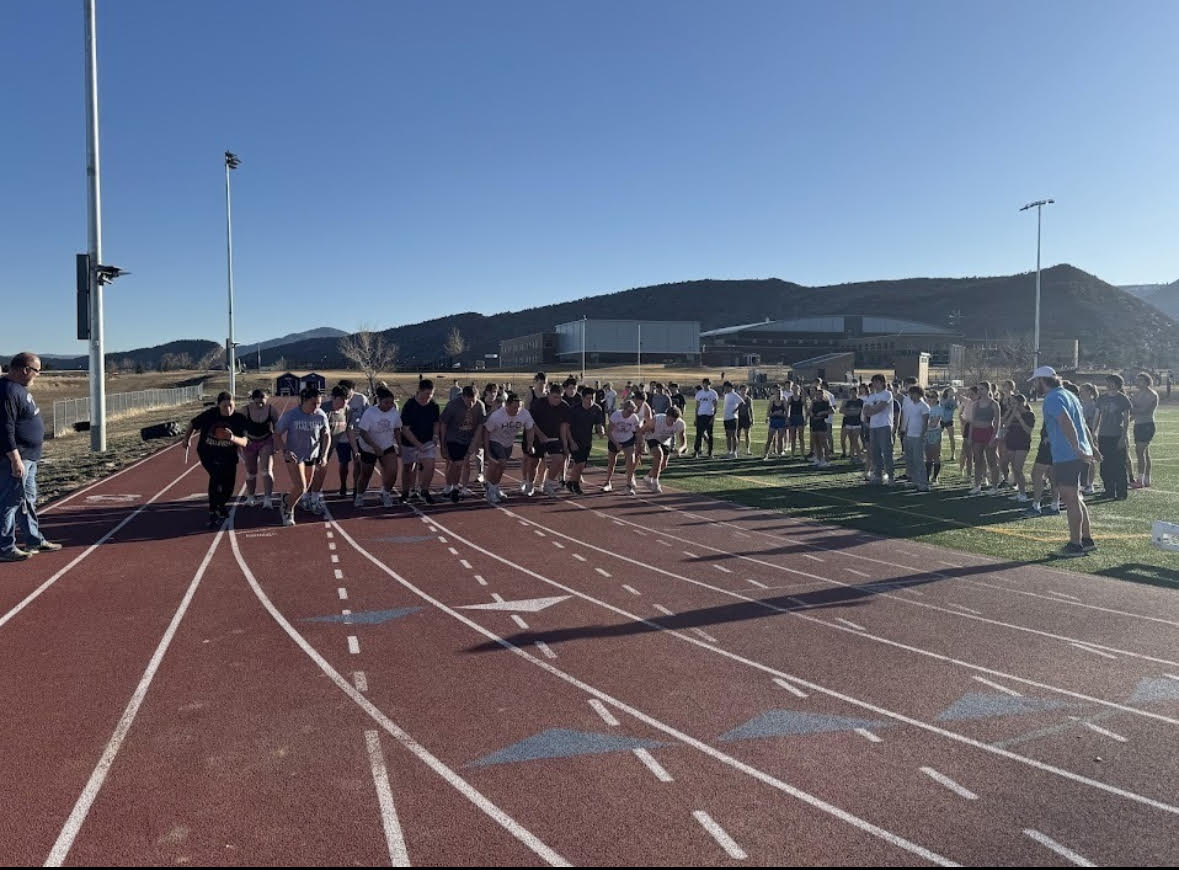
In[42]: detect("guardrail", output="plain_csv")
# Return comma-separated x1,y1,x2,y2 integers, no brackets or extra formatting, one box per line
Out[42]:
51,384,205,438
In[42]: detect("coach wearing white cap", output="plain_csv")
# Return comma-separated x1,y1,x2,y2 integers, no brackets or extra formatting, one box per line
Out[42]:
1028,366,1097,558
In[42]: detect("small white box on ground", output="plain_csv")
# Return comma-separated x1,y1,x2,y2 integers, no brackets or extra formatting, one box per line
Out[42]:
1152,521,1179,552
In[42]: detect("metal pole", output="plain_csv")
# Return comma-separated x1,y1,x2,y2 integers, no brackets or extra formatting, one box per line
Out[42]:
1033,205,1042,372
225,158,236,395
83,0,105,452
581,316,586,381
637,323,642,384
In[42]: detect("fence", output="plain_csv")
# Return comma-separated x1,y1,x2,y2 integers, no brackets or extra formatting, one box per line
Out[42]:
52,384,205,438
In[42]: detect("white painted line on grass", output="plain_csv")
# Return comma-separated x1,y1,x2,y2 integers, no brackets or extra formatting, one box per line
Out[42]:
572,553,587,562
511,614,529,630
348,636,360,655
834,618,866,631
1022,830,1096,866
364,730,411,866
353,671,368,692
854,728,882,743
595,568,612,578
474,574,488,586
622,585,643,596
1082,722,1128,743
920,767,978,800
338,587,348,600
973,676,1022,697
552,541,565,549
460,559,473,569
633,748,674,782
773,677,808,699
334,568,344,580
746,578,768,589
535,641,557,659
1070,643,1118,660
714,564,733,574
589,698,620,726
692,811,747,860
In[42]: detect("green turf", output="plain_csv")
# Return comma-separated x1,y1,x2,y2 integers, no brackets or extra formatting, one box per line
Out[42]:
596,399,1179,589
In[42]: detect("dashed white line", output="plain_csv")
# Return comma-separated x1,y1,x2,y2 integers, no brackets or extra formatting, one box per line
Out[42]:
773,677,808,699
326,531,334,539
511,614,530,630
634,529,648,536
846,568,871,578
622,585,642,596
364,730,410,867
448,547,459,556
518,519,529,526
437,536,447,544
1070,643,1118,660
920,767,978,800
1022,829,1096,866
534,641,557,659
937,561,962,569
534,529,547,537
834,618,866,631
460,559,473,569
714,564,733,574
353,671,369,692
613,520,626,527
474,574,488,586
347,635,360,655
552,541,565,549
338,588,349,600
588,698,620,726
652,604,675,616
334,568,344,580
1082,721,1128,743
692,810,747,860
572,553,587,562
330,554,340,564
973,676,1022,697
595,568,612,578
657,539,672,547
632,748,674,782
329,542,337,551
746,578,768,589
854,728,882,743
491,593,505,603
734,531,751,538
323,522,331,529
801,553,824,563
690,628,719,643
683,551,699,558
948,603,982,616
1046,590,1081,602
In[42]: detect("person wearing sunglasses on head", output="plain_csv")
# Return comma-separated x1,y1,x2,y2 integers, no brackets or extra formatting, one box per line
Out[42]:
1,353,62,561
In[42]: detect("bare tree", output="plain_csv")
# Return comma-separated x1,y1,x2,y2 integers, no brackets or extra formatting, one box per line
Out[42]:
339,327,398,395
444,327,467,362
197,345,227,371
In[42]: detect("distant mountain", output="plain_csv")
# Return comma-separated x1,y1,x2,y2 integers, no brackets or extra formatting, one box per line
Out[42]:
256,264,1178,371
237,327,347,358
1120,280,1179,320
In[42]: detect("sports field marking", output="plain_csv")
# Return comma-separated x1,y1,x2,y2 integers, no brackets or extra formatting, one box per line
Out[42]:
353,671,368,692
801,553,825,563
846,568,871,578
448,547,459,555
334,568,344,580
534,641,558,659
632,748,674,783
511,614,529,630
714,564,733,574
552,541,565,549
327,531,335,539
1070,643,1117,660
338,587,348,600
1081,721,1127,743
652,604,675,616
474,575,488,586
622,585,642,596
854,728,882,743
595,568,612,578
491,593,504,603
773,677,808,698
230,525,571,867
460,559,472,569
634,529,647,536
364,730,410,867
426,510,1179,813
331,554,340,564
347,636,361,654
572,553,587,562
920,767,978,800
834,618,866,631
746,578,768,589
0,462,200,633
1045,590,1081,602
588,698,620,726
973,676,1021,697
45,506,225,867
533,529,546,537
657,539,671,546
692,811,747,861
41,442,179,515
1022,829,1095,867
948,603,982,615
683,551,699,558
329,543,337,551
436,536,446,543
690,627,719,643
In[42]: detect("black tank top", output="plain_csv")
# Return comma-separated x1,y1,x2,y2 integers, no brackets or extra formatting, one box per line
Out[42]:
843,397,863,423
788,397,805,416
769,399,787,417
245,404,274,439
811,398,831,419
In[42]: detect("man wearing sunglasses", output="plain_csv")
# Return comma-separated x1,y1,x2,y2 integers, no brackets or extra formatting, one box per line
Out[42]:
2,353,61,561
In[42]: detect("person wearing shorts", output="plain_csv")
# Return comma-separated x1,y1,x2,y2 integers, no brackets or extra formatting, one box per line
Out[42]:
242,388,279,508
482,393,534,504
605,400,642,494
841,390,864,463
184,391,248,527
641,406,686,493
528,384,572,496
736,385,754,456
1131,371,1159,488
399,379,441,504
1004,393,1035,502
692,379,718,458
808,384,833,468
939,388,958,461
567,387,605,496
787,385,807,457
274,386,332,526
337,380,369,498
720,382,742,458
969,384,1000,494
440,386,486,503
764,389,788,459
323,386,351,499
355,386,402,508
1030,367,1096,557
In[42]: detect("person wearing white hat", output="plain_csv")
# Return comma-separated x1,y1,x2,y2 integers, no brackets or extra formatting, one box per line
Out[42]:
1028,366,1097,557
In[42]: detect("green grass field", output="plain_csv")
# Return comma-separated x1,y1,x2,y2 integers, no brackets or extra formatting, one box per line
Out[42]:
609,399,1179,589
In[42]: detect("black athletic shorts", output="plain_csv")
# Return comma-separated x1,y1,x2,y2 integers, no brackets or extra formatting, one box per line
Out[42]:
488,441,513,462
608,437,635,455
446,441,470,461
723,418,738,431
1053,458,1087,489
531,438,563,457
646,438,670,451
1135,422,1156,444
335,441,353,463
570,445,591,464
1034,442,1053,467
810,420,828,433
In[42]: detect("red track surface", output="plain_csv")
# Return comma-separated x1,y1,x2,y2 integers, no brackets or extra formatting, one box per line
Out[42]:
3,443,1179,866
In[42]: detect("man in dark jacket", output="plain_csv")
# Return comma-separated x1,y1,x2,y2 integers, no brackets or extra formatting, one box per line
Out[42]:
2,353,62,560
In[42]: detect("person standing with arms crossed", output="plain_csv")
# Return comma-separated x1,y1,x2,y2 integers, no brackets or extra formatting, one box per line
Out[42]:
862,374,896,484
1,353,61,560
692,379,719,458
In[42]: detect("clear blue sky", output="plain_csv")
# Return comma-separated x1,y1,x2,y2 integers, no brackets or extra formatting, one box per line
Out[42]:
4,0,1177,355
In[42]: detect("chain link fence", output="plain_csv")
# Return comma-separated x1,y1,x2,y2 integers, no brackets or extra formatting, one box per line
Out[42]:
52,384,205,438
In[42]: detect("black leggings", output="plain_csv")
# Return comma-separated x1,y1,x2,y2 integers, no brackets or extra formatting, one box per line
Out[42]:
694,414,715,455
201,458,238,513
1097,435,1128,499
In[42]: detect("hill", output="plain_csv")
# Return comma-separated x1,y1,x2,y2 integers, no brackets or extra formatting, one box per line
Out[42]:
1120,280,1179,320
257,265,1177,371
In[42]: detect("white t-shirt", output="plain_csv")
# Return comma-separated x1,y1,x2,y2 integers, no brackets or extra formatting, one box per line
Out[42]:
609,410,641,444
867,391,895,429
695,388,719,416
358,405,402,452
603,389,618,413
484,406,534,449
346,393,370,431
650,414,686,445
902,397,930,437
633,402,653,423
722,391,743,421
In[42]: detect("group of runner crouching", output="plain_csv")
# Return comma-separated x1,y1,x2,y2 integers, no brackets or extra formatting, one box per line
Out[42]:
182,373,686,527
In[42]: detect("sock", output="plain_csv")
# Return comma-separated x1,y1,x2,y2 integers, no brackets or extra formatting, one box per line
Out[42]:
933,462,941,482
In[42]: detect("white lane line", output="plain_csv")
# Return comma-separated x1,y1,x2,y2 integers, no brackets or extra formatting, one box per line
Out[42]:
734,531,751,538
714,564,733,574
552,541,565,549
1070,643,1118,660
920,767,978,800
44,507,225,867
364,730,410,866
324,522,331,529
437,536,447,543
572,553,587,562
690,628,719,643
348,636,360,654
801,553,824,563
329,542,337,551
1022,829,1096,866
448,547,459,555
535,641,557,659
633,748,674,782
460,559,473,569
937,561,961,569
1082,721,1128,743
834,618,866,631
534,529,546,537
948,603,982,616
327,531,335,539
511,614,530,630
652,604,675,616
854,728,882,743
973,676,1022,697
692,810,747,860
518,519,529,526
657,539,672,546
773,677,808,699
338,588,349,600
0,462,200,633
595,568,612,578
42,441,179,515
232,522,570,868
589,698,620,726
1046,590,1081,602
353,671,369,692
474,574,488,586
613,520,625,527
634,529,648,536
622,585,642,596
331,554,340,564
334,568,344,580
1166,674,1179,682
846,568,871,578
746,578,768,589
491,592,505,602
683,550,699,558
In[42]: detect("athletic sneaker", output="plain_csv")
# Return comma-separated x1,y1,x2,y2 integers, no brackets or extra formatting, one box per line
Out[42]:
542,481,559,497
338,486,348,498
572,480,584,495
262,496,273,511
1042,505,1061,516
30,540,64,552
421,489,435,505
651,479,663,494
1022,505,1042,518
354,493,366,508
459,486,475,498
1014,493,1029,503
0,547,31,562
1057,542,1088,558
987,487,999,496
645,477,659,492
969,486,982,495
381,491,393,508
524,482,536,497
601,482,613,492
1081,537,1097,552
245,495,257,507
476,473,485,484
626,483,637,495
1081,485,1095,496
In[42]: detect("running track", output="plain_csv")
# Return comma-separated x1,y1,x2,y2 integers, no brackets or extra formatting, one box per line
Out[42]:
3,440,1179,866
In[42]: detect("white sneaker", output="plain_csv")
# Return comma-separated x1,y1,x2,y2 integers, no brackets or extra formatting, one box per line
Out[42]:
987,487,999,496
459,486,475,497
626,483,637,495
602,482,613,492
652,479,663,493
520,482,529,493
542,482,558,497
477,473,485,484
354,494,366,508
524,482,536,497
1015,493,1029,503
969,486,982,495
245,495,257,507
262,496,273,511
282,509,296,527
1081,485,1095,495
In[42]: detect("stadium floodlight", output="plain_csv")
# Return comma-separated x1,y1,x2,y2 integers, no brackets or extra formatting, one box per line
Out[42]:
1019,198,1055,372
225,151,241,393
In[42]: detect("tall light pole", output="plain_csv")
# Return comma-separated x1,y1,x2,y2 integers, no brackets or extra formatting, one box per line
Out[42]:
581,315,586,380
1020,198,1054,372
637,323,642,385
224,151,241,395
83,0,105,452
